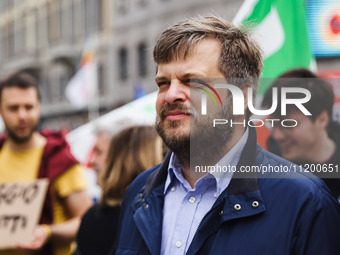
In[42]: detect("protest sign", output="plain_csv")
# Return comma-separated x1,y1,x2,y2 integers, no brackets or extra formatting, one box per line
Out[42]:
0,179,48,249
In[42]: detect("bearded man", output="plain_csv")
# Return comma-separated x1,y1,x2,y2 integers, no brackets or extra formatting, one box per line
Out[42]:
0,72,92,255
116,16,340,255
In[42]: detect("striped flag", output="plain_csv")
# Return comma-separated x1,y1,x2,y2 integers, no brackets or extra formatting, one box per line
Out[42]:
65,39,98,109
233,0,316,94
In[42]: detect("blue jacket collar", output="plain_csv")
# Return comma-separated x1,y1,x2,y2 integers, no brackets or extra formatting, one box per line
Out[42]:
132,126,266,255
143,126,262,195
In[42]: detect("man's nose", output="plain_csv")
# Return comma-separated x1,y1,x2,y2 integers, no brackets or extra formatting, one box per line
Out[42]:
164,80,188,104
17,108,28,119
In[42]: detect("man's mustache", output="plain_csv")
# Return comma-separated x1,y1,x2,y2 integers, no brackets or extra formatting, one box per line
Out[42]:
159,103,198,119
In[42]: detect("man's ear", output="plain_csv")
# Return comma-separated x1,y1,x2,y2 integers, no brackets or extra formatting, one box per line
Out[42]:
315,110,330,129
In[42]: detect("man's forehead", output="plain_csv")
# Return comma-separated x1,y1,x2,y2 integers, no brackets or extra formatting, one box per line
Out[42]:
155,70,207,80
1,86,39,103
155,38,221,71
2,86,38,94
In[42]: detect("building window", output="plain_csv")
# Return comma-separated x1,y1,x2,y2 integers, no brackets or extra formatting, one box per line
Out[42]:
0,2,6,14
138,43,147,77
7,21,14,58
47,63,72,103
0,30,3,62
73,0,84,38
47,2,61,44
26,11,36,53
1,25,8,60
35,9,42,49
71,0,75,38
6,0,14,10
14,18,26,55
119,48,128,80
117,0,128,14
60,3,70,40
84,0,102,35
58,2,62,39
136,0,148,7
0,0,16,13
98,63,106,96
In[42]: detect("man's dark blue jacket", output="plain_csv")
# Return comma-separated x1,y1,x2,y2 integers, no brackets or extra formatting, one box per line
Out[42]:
116,127,340,255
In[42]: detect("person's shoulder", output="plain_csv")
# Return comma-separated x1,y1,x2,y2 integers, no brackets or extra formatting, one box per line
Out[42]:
257,145,295,168
82,204,120,220
124,164,162,198
256,146,338,203
40,129,79,178
0,135,6,150
41,129,75,157
257,146,317,178
119,164,163,215
81,204,98,221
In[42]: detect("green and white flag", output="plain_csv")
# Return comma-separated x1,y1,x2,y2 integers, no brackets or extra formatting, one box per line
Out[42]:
233,0,316,94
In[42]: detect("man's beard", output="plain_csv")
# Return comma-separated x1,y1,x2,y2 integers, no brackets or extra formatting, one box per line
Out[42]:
156,104,191,161
6,125,37,144
156,95,234,167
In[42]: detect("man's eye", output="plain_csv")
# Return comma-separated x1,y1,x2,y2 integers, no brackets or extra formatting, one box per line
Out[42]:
157,81,169,87
9,106,18,111
182,79,191,85
189,79,206,87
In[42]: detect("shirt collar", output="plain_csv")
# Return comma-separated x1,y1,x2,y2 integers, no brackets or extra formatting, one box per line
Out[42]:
164,153,181,193
212,128,249,196
164,128,249,195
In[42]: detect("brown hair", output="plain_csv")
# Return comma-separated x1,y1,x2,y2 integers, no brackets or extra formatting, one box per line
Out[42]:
262,68,334,122
99,125,165,206
0,72,40,102
153,16,263,116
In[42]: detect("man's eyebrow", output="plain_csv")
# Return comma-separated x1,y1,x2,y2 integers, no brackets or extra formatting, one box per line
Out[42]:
155,72,206,82
155,76,168,83
182,72,205,79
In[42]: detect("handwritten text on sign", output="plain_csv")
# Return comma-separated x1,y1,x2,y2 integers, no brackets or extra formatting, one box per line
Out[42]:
0,179,48,249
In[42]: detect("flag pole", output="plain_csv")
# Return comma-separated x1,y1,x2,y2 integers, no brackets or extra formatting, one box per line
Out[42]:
87,61,100,122
88,91,100,122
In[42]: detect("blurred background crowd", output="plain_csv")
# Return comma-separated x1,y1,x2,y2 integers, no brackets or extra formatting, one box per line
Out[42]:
0,0,338,132
0,0,340,254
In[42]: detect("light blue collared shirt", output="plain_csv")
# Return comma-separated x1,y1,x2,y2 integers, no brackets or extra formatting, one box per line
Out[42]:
161,128,249,255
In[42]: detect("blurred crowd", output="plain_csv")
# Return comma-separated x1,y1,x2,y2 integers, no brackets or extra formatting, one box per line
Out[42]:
0,15,340,255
